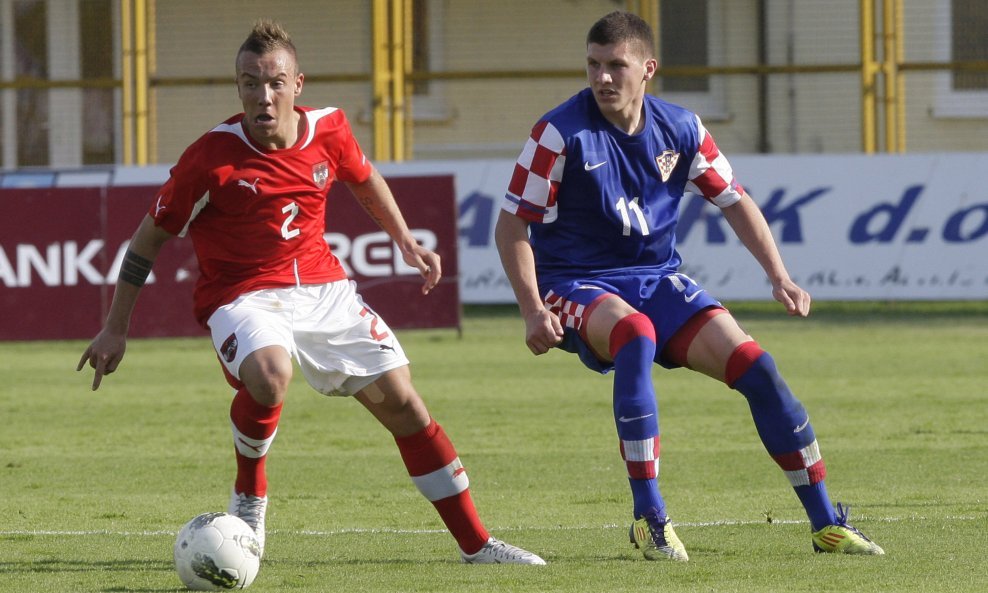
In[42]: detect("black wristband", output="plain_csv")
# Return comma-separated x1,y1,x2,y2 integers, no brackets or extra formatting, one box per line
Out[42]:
119,249,153,287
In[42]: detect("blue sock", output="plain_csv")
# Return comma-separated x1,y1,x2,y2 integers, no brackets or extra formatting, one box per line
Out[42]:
610,313,665,520
729,343,836,531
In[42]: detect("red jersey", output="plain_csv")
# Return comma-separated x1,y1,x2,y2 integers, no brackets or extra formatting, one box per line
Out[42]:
150,106,373,326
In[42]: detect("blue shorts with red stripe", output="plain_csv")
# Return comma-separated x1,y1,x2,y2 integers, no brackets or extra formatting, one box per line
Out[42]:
543,271,722,373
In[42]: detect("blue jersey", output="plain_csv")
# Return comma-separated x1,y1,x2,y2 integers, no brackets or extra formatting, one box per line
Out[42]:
503,88,744,294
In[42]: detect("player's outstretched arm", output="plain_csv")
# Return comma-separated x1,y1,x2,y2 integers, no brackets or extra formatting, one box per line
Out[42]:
721,192,811,317
345,169,441,295
77,215,174,390
494,211,564,355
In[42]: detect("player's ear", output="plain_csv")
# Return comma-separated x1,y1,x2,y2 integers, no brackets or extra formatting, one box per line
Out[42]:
295,72,304,96
643,58,658,82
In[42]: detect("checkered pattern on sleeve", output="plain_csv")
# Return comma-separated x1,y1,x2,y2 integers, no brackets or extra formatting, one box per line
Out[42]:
684,116,745,208
503,120,566,223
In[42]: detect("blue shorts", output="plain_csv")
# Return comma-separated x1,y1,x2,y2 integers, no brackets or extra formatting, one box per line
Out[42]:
543,272,722,373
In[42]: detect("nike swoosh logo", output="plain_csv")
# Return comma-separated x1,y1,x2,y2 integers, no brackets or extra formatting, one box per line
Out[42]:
584,161,607,171
793,417,810,433
618,413,654,423
684,290,705,303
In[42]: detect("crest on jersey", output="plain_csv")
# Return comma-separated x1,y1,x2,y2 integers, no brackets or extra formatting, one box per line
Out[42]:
312,161,329,189
221,333,238,363
655,150,680,183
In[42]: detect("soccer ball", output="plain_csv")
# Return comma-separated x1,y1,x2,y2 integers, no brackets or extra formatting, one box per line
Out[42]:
174,512,261,590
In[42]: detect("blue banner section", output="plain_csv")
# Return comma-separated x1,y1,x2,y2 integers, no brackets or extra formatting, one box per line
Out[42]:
385,154,988,302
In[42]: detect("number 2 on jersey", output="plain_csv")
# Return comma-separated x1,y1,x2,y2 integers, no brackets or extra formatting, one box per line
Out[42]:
615,196,650,236
281,202,300,240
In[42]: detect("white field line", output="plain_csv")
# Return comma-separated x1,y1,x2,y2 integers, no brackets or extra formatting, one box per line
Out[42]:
0,515,979,538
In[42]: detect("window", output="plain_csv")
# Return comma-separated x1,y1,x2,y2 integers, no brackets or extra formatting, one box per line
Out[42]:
656,0,726,119
408,0,450,122
0,0,116,169
934,0,988,117
410,0,431,97
13,0,49,167
80,0,114,164
660,0,709,93
950,0,988,90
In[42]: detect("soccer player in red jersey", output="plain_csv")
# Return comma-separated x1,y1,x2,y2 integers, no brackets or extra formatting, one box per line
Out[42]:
78,20,544,565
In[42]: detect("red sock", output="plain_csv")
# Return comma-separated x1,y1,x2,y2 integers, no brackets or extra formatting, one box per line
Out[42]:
395,419,490,554
230,388,282,497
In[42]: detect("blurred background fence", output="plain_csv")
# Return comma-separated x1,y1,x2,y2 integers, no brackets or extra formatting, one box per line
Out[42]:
0,0,986,171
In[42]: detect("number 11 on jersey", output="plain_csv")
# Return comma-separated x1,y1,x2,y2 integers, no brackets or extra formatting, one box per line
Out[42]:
615,196,650,236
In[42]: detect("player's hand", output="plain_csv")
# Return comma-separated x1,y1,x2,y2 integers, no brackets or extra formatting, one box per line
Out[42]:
772,278,811,317
76,330,127,391
524,308,564,355
400,245,441,295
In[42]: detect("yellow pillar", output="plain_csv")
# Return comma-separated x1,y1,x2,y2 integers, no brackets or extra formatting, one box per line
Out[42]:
389,0,406,161
371,0,391,161
401,0,414,160
894,0,906,152
146,0,157,164
860,0,877,154
882,0,898,153
134,0,149,165
120,0,134,165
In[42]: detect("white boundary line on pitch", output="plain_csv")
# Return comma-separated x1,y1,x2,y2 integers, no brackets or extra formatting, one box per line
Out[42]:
0,515,979,538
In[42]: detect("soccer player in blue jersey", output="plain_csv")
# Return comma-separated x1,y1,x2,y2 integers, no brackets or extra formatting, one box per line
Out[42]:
496,11,884,561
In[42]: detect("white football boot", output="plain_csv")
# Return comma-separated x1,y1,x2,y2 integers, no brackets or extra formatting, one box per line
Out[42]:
460,537,547,565
229,491,268,558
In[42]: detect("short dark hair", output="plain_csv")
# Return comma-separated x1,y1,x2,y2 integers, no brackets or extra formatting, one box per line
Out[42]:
586,11,655,59
237,20,299,72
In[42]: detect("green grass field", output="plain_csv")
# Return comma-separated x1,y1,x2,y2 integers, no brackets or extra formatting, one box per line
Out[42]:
2,303,986,592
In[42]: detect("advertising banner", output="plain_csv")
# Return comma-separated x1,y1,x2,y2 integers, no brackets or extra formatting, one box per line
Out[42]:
676,153,988,301
382,153,988,303
0,176,459,341
2,152,985,341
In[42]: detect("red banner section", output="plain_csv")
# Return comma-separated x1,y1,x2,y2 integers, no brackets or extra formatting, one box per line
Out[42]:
0,176,460,340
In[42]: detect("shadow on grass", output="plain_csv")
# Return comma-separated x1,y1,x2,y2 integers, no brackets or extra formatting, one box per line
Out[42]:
0,560,182,592
0,558,171,574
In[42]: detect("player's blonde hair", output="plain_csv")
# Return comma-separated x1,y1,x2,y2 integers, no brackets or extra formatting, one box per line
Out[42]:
586,11,655,60
237,19,299,73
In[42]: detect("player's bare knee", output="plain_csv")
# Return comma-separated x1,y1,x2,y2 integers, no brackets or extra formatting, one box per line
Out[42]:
672,310,749,379
374,381,425,417
586,297,639,360
250,378,290,405
240,348,293,405
359,375,430,436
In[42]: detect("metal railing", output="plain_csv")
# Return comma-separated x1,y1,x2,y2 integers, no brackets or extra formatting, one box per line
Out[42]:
1,0,986,166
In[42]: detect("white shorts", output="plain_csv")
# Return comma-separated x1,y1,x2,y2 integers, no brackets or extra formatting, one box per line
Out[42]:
206,281,409,397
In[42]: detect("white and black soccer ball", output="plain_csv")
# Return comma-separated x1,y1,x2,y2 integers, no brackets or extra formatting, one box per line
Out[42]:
174,512,261,590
